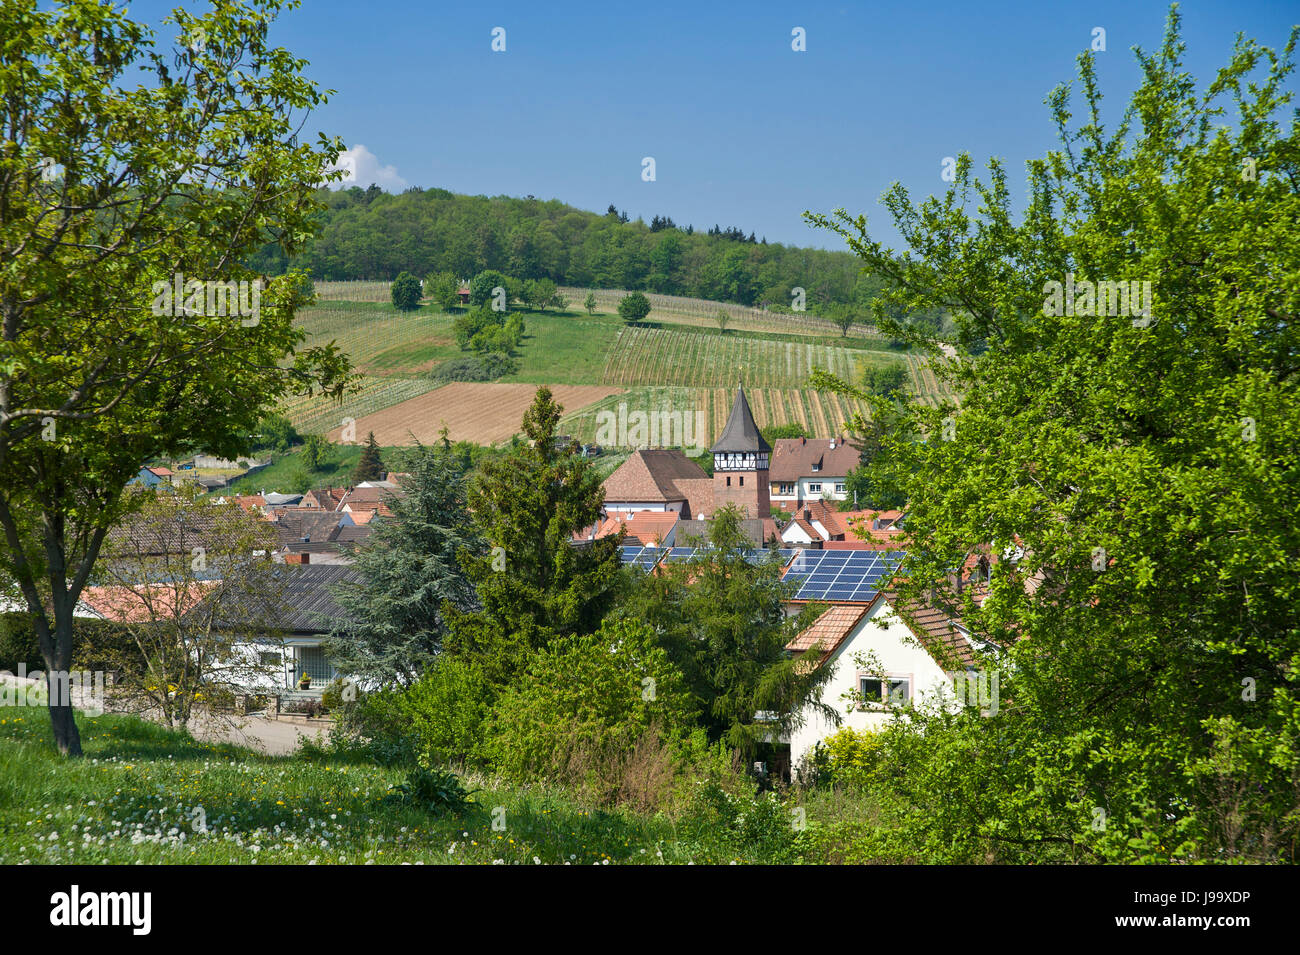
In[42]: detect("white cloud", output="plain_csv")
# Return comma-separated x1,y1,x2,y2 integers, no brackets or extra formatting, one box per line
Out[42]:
327,144,408,192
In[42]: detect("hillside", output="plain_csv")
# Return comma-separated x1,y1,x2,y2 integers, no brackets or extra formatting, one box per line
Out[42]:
280,282,955,449
247,186,947,324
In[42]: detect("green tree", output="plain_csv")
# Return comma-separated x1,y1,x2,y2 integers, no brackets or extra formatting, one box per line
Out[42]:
826,303,857,337
468,269,508,308
807,10,1300,861
620,505,834,755
253,414,301,453
447,387,623,685
861,362,908,399
484,618,697,787
714,308,730,334
617,291,651,325
0,0,349,754
424,271,460,311
584,292,598,315
531,278,557,311
350,432,384,484
390,271,422,311
302,433,328,471
325,438,481,685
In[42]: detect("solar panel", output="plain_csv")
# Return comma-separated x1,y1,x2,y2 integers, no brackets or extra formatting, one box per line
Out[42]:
782,548,906,602
620,544,797,571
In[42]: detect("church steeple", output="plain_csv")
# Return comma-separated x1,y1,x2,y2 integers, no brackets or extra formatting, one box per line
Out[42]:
709,383,770,518
711,383,770,465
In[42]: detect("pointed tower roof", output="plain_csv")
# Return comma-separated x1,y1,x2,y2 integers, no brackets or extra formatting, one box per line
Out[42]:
710,384,770,454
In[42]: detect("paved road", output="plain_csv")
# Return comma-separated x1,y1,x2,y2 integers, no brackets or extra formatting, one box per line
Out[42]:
0,672,331,755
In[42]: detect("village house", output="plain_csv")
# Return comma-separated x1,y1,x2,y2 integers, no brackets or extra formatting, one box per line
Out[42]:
129,465,174,488
784,592,981,771
601,449,714,518
778,501,905,548
599,385,783,545
768,436,860,507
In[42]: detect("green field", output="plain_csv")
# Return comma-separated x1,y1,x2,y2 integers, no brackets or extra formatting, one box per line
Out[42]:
279,282,956,444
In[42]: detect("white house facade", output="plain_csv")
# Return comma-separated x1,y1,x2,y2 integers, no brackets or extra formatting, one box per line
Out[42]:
787,597,975,770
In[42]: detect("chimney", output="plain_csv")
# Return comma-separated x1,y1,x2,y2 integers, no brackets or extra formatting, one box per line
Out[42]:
803,507,811,522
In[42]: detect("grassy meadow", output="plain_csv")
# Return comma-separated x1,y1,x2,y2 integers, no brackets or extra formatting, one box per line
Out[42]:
0,711,887,865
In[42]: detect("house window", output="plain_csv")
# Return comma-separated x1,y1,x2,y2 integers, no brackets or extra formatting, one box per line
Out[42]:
297,647,336,685
778,483,794,495
835,482,846,494
808,482,822,494
259,652,282,667
739,476,744,486
726,476,731,487
859,675,911,707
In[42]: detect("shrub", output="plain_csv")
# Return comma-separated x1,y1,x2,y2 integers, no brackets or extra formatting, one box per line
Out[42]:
429,352,517,383
331,658,494,767
390,271,422,311
800,727,885,790
681,779,807,863
387,765,476,814
0,612,42,672
400,657,495,765
483,619,696,798
617,291,651,325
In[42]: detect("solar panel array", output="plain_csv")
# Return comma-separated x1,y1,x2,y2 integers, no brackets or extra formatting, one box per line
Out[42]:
782,549,905,602
619,545,798,570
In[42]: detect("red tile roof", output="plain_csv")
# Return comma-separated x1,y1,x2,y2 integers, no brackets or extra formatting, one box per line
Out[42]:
595,509,679,545
769,437,860,483
786,604,871,662
79,582,216,623
884,590,978,669
603,450,710,507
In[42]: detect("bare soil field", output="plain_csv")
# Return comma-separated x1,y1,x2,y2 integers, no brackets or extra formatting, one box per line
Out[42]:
326,382,624,445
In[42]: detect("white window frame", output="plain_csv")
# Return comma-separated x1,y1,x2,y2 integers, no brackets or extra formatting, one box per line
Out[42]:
808,482,822,494
857,672,912,710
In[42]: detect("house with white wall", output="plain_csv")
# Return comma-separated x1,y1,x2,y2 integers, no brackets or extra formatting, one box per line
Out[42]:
785,592,980,770
768,436,859,507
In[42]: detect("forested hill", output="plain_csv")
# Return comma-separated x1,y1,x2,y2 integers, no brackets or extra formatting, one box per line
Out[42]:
248,185,887,311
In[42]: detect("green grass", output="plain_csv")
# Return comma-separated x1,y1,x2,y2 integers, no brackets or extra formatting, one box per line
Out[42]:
220,443,426,496
501,310,624,385
0,711,819,865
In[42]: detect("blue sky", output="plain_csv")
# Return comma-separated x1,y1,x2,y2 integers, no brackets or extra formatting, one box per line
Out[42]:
133,0,1296,250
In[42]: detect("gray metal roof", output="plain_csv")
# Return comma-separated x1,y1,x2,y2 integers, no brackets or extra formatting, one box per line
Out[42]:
266,564,362,633
710,385,770,454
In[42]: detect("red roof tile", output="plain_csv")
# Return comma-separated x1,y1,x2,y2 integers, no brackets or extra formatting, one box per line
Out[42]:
769,437,860,483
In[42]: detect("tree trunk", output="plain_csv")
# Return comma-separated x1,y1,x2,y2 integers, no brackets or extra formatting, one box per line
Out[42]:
43,601,83,756
43,642,83,756
47,685,82,756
